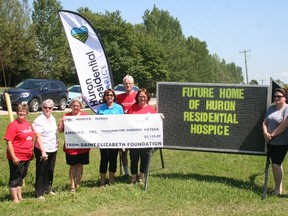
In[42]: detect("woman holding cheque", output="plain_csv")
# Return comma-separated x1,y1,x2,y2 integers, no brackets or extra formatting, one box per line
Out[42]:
97,89,124,186
127,88,156,185
32,99,58,200
58,98,90,193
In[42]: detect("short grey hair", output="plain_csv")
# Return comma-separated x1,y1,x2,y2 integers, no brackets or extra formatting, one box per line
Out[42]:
69,97,83,109
41,99,54,109
123,74,134,84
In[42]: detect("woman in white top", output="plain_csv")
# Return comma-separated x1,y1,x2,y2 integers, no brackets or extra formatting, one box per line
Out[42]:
32,99,58,200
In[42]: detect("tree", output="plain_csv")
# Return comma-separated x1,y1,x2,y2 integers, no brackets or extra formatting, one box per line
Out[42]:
184,36,211,82
249,79,258,85
77,8,168,92
143,6,187,82
76,8,139,85
133,25,168,92
31,0,74,81
0,0,36,86
141,6,244,85
0,2,245,88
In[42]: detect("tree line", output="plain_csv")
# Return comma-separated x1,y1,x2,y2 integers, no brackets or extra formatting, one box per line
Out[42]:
0,0,244,93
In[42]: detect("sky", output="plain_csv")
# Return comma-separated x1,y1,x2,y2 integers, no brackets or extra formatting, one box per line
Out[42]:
29,0,288,85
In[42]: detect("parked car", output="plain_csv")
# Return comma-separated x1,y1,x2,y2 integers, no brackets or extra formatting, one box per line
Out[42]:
0,79,68,112
67,85,87,108
114,84,139,95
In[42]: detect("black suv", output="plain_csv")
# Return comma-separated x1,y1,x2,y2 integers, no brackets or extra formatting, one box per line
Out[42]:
1,79,68,112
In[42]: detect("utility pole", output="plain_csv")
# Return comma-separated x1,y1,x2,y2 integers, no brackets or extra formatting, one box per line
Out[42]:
259,79,265,85
240,49,251,84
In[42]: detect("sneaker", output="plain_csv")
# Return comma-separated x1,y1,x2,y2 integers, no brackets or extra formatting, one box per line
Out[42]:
138,179,144,186
37,196,45,200
48,191,56,195
45,185,54,194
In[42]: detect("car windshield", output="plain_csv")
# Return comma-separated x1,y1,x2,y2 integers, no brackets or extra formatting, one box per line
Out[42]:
114,85,126,91
15,80,43,90
114,85,139,92
69,86,81,93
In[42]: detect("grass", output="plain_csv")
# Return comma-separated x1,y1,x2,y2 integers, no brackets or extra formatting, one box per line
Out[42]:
0,110,288,215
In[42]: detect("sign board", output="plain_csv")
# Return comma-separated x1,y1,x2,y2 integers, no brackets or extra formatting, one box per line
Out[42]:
157,82,268,155
64,114,163,149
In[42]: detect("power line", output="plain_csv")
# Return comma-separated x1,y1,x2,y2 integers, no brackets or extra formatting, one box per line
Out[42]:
173,0,244,65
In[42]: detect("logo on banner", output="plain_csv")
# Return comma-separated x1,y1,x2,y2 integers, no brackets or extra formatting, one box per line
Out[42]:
59,10,113,113
71,26,88,43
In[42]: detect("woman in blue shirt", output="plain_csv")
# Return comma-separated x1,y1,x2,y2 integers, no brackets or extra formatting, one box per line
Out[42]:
97,89,124,186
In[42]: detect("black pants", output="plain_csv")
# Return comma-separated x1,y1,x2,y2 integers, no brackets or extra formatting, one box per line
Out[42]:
34,148,57,197
130,148,151,175
8,160,30,188
99,149,118,173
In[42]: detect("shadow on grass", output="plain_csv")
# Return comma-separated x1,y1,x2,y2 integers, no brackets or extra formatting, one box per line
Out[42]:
150,172,265,195
81,175,131,188
0,175,133,202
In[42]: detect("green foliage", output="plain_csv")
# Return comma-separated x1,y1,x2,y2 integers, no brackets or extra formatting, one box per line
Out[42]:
141,6,244,86
210,54,244,84
76,9,140,86
249,79,259,85
274,79,285,88
143,6,187,83
134,30,168,92
0,0,35,86
31,0,74,81
1,1,245,90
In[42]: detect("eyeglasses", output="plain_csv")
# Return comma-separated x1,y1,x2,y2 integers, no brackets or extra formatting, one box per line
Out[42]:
105,94,114,97
43,106,52,110
274,95,284,99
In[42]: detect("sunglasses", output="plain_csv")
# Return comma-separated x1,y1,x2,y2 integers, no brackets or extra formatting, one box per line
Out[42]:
105,94,114,97
43,106,52,110
274,95,284,99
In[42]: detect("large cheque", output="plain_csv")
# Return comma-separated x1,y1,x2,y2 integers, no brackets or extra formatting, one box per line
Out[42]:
64,114,163,149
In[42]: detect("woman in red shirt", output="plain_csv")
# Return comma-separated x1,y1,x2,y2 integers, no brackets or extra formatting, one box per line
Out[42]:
4,104,34,203
127,88,156,184
58,98,90,193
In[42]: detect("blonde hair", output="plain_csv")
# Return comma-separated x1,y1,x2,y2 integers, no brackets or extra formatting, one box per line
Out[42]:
16,103,29,114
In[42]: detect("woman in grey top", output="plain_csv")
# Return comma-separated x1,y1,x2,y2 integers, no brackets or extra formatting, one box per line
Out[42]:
263,88,288,195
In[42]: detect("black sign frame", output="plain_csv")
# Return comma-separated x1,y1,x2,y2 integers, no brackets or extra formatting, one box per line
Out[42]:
157,82,269,155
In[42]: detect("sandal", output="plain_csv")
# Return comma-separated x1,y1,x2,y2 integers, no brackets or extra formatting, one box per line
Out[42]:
70,188,75,193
